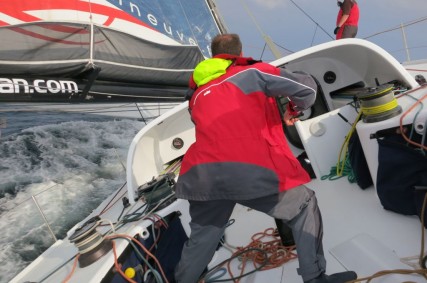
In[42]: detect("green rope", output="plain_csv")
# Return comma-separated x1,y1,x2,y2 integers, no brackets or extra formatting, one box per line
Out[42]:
321,152,356,183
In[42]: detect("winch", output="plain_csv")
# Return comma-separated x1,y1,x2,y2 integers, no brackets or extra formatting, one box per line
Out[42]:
356,84,402,123
69,216,112,268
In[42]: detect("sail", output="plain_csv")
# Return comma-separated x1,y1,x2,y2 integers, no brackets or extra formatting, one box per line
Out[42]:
0,0,223,102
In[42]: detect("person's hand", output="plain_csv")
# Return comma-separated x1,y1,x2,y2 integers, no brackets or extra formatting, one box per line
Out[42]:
284,109,299,126
334,26,340,35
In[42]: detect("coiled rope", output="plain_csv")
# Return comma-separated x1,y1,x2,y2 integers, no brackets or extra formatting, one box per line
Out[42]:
357,84,401,123
202,227,297,282
323,84,403,182
321,110,362,182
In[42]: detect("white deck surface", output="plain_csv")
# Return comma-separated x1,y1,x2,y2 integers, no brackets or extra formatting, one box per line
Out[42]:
216,177,425,283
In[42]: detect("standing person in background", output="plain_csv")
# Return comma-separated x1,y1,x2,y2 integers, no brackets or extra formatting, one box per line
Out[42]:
173,33,358,283
334,0,359,39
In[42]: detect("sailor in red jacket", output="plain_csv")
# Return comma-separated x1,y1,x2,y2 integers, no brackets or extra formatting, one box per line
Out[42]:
174,34,357,283
334,0,359,39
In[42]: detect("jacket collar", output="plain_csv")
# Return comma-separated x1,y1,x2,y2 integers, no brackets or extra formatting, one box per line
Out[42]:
186,55,262,99
213,54,261,66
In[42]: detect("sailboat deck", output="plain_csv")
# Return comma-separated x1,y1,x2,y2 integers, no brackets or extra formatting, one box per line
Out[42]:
9,174,425,283
217,177,424,283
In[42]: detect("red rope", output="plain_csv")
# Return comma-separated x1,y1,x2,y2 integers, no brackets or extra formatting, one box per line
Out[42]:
61,254,80,283
107,234,169,283
226,227,297,282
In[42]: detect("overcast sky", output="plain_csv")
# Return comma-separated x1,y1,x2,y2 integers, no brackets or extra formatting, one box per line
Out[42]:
214,0,427,63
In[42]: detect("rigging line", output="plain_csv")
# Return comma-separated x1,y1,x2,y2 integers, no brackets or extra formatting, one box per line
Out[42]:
239,0,282,59
363,16,427,39
177,0,199,54
99,182,127,215
392,44,427,54
310,24,319,47
88,0,93,22
260,42,267,60
272,42,294,54
287,0,334,40
2,182,62,217
88,0,94,65
402,15,427,28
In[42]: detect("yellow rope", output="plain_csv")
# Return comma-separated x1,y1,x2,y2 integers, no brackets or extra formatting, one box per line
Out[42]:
358,85,400,120
336,111,362,177
361,99,399,116
360,85,394,98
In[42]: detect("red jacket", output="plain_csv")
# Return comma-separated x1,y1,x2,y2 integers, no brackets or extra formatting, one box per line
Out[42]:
336,0,359,39
175,55,316,201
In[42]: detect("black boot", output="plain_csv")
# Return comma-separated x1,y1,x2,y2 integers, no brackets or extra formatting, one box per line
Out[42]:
304,271,357,283
274,218,295,247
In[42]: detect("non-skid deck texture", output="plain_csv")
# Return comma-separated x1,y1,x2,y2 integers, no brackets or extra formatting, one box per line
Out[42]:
213,177,424,283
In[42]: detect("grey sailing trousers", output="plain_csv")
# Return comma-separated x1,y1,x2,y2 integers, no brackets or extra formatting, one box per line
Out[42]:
174,185,326,283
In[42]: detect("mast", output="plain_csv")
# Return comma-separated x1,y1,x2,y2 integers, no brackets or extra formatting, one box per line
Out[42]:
400,23,411,62
206,0,229,34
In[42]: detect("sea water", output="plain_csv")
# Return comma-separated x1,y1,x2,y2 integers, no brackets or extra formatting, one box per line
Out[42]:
0,111,146,283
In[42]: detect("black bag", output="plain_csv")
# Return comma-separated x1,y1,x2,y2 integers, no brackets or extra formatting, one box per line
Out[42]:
348,131,373,189
376,129,427,228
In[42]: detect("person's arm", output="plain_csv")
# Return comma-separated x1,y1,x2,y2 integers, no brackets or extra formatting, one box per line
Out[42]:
337,14,349,28
283,105,299,126
236,63,316,111
272,68,317,112
337,0,352,27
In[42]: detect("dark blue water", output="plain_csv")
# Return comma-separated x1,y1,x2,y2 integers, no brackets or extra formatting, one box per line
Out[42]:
0,110,146,283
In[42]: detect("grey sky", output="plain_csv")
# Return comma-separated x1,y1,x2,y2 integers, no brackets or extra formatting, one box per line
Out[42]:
214,0,427,63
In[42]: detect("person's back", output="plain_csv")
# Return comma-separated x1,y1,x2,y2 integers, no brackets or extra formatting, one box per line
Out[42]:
179,57,314,199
